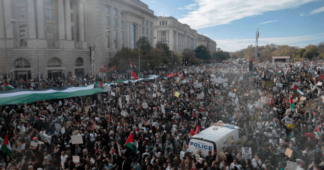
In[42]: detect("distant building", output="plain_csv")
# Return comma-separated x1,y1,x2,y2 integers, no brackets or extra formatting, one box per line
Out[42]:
0,0,156,80
197,34,217,55
272,56,290,63
153,16,197,53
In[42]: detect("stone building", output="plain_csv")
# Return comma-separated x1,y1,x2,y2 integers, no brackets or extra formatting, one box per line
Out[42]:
197,34,217,55
153,16,197,54
0,0,155,80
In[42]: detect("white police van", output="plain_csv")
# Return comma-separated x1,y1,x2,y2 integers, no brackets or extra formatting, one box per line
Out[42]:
187,122,240,157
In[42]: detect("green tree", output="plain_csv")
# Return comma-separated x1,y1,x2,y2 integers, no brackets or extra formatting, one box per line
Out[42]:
213,50,230,61
194,45,211,60
108,47,137,72
182,49,199,65
136,37,152,56
156,42,171,58
142,48,164,70
295,48,306,59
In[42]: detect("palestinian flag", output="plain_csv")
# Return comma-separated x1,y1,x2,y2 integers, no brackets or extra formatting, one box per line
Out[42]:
270,96,273,106
125,132,138,153
182,70,187,80
20,78,24,83
132,71,138,80
294,86,305,95
3,82,14,90
130,61,136,68
196,118,201,133
289,97,295,111
1,134,12,157
94,82,103,88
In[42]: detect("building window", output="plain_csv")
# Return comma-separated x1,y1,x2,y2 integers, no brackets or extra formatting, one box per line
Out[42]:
142,27,144,34
17,0,26,3
71,26,74,40
70,2,73,9
132,25,136,49
106,6,109,14
45,9,53,19
121,13,123,18
150,22,153,28
45,0,52,6
19,23,27,47
162,21,164,25
114,9,117,16
146,28,148,35
166,21,167,25
146,20,148,26
71,13,73,22
114,19,117,27
121,21,123,29
106,17,109,25
121,32,124,47
114,30,117,48
160,21,161,25
107,29,110,48
46,24,54,48
150,29,152,36
142,20,144,25
17,7,26,18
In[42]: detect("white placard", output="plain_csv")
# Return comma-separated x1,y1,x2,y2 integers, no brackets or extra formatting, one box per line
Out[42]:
161,88,166,93
142,102,148,109
71,135,83,144
242,147,252,159
121,111,128,117
153,93,157,98
73,156,80,163
30,141,38,147
161,104,165,113
317,82,323,86
104,86,111,92
126,95,130,101
190,90,194,93
258,89,262,96
111,92,115,96
286,161,298,170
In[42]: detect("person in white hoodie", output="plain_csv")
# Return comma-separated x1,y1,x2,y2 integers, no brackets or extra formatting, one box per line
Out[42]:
41,131,52,144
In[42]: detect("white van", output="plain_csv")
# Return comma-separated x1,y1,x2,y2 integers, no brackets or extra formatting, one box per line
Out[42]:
187,122,240,157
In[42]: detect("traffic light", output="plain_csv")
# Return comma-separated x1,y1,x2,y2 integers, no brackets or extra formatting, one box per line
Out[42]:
249,59,253,72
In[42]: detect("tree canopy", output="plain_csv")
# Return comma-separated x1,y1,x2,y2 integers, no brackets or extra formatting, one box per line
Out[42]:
230,42,324,61
194,45,211,60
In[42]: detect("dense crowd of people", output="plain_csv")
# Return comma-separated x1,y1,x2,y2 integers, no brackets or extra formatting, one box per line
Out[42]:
1,61,324,170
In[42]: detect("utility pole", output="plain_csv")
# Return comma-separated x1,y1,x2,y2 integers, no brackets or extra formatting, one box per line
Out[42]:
255,28,259,71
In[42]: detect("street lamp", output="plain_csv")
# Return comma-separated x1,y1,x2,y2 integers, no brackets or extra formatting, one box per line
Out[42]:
92,30,111,77
4,19,17,80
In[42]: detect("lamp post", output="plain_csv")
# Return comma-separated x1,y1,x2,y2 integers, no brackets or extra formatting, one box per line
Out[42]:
4,19,17,80
92,30,111,77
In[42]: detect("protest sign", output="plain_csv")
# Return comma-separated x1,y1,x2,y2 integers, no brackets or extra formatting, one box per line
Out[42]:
71,135,83,144
126,95,130,101
175,92,180,97
54,123,61,130
116,87,120,92
142,102,148,109
73,156,80,163
30,141,38,147
285,148,293,158
121,111,128,117
190,90,194,93
104,86,111,92
153,93,157,98
242,147,252,159
161,88,166,93
111,92,115,96
85,106,90,114
286,161,297,170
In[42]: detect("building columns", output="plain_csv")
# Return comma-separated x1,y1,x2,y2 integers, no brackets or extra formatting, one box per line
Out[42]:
58,0,65,40
65,0,72,40
36,0,45,39
27,0,36,39
76,0,87,49
78,1,85,42
0,0,5,40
